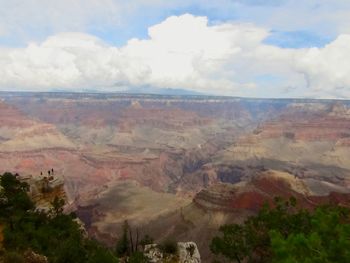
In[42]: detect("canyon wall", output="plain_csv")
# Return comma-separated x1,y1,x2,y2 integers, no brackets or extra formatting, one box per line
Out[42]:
2,93,350,262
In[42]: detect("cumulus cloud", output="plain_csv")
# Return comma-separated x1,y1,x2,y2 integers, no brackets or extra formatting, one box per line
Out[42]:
0,32,149,89
0,14,349,98
0,15,270,94
295,35,350,98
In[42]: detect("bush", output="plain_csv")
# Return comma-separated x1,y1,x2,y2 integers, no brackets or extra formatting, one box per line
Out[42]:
129,251,149,263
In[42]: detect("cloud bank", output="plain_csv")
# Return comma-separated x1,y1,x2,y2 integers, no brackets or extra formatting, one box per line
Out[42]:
0,14,350,98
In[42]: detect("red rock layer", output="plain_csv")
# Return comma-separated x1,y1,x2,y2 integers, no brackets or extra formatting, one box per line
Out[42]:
252,103,350,142
0,101,35,127
194,172,350,213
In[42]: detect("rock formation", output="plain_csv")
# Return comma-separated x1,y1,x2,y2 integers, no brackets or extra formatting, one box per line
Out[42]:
144,242,201,263
193,170,350,213
17,172,66,210
1,93,350,262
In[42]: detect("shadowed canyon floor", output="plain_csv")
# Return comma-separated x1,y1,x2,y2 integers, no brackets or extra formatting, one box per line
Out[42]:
1,92,350,261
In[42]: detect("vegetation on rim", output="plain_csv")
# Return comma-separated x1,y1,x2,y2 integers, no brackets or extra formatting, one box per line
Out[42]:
211,197,350,263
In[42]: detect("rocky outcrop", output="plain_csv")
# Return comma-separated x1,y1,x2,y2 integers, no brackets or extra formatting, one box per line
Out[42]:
17,173,66,210
193,170,350,213
178,242,201,263
144,244,163,263
144,242,201,263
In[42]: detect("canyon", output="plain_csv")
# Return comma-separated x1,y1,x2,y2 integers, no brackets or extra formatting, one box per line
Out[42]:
1,92,350,261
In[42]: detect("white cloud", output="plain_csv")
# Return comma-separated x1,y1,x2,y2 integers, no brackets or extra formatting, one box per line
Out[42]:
295,35,350,98
121,15,272,93
0,32,149,89
0,15,271,94
0,14,350,98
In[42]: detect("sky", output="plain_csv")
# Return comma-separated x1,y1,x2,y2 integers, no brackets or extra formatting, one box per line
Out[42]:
0,0,350,98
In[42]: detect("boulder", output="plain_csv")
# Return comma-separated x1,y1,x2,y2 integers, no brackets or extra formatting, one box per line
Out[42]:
178,242,201,263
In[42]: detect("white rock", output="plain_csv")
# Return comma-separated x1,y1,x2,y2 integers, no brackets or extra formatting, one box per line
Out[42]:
177,242,201,263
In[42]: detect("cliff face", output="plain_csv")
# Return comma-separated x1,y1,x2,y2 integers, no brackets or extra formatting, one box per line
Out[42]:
0,101,36,128
212,102,350,193
1,95,263,203
193,170,350,213
253,103,350,141
0,101,75,152
240,102,350,147
2,96,350,202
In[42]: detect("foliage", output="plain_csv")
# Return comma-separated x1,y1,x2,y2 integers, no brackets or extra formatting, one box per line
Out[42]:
0,172,33,215
0,172,118,263
116,220,130,257
115,221,154,262
271,205,350,263
85,240,119,263
211,196,350,263
128,251,149,263
50,196,65,216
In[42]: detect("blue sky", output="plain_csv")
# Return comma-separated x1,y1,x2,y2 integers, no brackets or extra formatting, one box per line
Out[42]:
0,0,349,98
0,0,343,48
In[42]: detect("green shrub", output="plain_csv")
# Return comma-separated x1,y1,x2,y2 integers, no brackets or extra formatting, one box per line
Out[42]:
129,251,149,263
211,197,350,263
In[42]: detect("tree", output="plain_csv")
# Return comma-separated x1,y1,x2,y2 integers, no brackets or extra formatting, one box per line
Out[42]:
211,224,248,263
211,197,350,263
116,220,130,257
0,173,34,214
86,240,118,263
50,196,65,216
0,172,118,263
270,205,350,263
